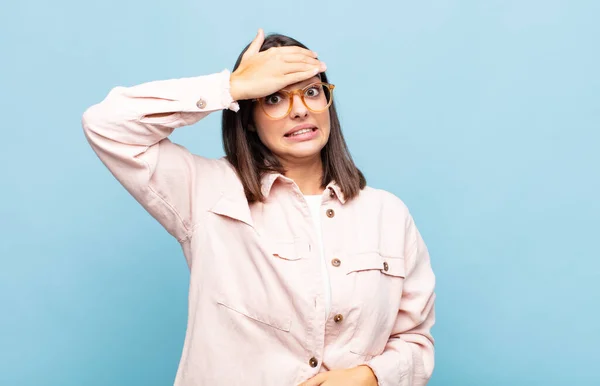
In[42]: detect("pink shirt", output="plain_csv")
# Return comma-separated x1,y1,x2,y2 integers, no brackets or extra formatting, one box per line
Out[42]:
81,70,436,386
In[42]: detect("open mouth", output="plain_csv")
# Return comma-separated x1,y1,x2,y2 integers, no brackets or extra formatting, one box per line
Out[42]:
284,127,318,137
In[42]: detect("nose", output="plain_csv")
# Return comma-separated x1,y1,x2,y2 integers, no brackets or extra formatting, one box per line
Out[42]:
290,93,309,119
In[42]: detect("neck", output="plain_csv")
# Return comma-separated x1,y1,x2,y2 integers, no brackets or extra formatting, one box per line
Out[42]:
280,155,324,195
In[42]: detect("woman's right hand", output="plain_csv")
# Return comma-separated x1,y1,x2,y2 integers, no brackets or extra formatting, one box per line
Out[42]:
229,28,327,101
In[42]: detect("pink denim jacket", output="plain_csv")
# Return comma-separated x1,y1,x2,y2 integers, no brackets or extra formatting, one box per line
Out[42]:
82,70,436,386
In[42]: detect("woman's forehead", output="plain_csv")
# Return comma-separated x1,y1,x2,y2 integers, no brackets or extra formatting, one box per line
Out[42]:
281,76,321,92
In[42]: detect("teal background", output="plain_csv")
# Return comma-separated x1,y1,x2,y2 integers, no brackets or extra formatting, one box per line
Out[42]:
1,1,598,385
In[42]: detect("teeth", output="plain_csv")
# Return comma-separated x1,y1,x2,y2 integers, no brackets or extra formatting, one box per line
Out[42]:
290,128,313,136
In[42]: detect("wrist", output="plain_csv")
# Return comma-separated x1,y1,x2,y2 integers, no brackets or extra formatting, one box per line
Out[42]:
229,73,243,101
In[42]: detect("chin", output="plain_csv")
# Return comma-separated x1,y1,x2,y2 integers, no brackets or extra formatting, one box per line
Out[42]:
288,145,325,159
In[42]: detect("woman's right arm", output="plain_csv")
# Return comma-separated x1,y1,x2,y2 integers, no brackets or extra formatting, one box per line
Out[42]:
81,70,239,242
82,29,324,242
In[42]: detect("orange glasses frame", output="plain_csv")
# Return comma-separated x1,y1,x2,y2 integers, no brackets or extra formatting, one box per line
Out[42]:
255,82,336,119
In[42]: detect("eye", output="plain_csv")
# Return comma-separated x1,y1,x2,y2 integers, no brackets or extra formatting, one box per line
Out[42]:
304,85,321,98
265,93,283,105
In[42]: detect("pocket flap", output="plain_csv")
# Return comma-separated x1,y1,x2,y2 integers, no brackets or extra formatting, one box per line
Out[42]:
271,240,303,261
380,257,406,278
208,194,254,228
216,295,292,332
344,252,384,273
345,252,406,278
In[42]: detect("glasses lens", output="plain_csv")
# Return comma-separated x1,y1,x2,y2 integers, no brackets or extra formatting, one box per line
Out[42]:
261,92,290,119
260,84,333,118
304,83,331,112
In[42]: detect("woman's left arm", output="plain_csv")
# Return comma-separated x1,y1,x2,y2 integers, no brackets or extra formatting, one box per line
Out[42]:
366,213,436,386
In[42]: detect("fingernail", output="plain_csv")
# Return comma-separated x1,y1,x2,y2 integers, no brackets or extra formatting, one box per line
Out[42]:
320,62,327,71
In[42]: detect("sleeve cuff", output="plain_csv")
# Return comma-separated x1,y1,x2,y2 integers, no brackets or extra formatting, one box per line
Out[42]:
120,70,240,113
219,69,240,112
365,340,414,386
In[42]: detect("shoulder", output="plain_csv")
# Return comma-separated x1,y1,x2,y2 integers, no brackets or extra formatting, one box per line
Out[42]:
187,154,239,181
357,185,411,218
185,153,246,202
354,185,421,258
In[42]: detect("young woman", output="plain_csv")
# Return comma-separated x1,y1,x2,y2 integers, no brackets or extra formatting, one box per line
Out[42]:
82,29,436,386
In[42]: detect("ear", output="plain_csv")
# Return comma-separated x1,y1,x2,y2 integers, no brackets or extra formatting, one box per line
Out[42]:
247,123,256,132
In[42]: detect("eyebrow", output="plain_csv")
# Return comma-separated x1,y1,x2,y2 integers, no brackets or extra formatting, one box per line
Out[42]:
282,77,321,92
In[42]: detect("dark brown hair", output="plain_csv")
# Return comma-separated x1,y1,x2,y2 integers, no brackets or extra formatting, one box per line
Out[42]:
222,33,366,203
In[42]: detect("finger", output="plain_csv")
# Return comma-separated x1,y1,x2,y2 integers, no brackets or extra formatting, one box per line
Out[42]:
244,28,265,57
282,62,324,75
297,373,326,386
282,54,322,67
270,46,318,58
284,67,324,84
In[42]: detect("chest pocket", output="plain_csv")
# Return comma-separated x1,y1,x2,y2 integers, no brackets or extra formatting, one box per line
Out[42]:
214,238,305,333
344,251,406,357
208,195,304,333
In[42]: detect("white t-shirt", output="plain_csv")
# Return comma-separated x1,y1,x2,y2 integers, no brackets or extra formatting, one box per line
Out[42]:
303,194,332,319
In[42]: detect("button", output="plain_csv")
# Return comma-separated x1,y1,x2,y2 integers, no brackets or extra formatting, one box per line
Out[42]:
383,261,389,271
329,188,335,198
196,98,207,109
334,314,344,323
331,258,341,267
309,357,318,368
326,209,335,218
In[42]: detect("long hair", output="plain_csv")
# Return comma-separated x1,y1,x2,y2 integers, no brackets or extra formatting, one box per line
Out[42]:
221,33,366,203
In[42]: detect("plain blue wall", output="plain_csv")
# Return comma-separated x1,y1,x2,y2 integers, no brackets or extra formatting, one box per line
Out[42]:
1,1,598,385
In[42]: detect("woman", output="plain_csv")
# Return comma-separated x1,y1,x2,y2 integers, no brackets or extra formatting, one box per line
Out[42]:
82,29,435,386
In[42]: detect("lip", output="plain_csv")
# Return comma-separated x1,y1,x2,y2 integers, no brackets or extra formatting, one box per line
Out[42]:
284,123,318,137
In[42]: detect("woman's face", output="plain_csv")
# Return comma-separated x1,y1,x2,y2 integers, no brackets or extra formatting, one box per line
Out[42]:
252,76,331,164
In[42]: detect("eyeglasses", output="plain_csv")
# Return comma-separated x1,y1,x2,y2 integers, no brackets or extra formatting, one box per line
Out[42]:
255,82,335,119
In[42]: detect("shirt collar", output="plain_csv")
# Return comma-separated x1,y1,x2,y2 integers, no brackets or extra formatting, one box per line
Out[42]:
260,173,346,204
